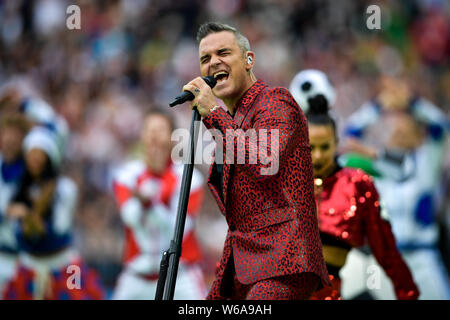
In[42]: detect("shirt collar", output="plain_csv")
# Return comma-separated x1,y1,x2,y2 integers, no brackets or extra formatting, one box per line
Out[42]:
145,158,173,178
231,79,267,126
235,79,266,112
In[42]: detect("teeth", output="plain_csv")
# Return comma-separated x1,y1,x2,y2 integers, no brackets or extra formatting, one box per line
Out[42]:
213,71,229,79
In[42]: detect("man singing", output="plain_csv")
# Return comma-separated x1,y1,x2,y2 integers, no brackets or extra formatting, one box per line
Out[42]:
182,22,329,300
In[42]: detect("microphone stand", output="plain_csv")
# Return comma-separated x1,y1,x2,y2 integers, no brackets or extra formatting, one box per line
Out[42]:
155,107,201,300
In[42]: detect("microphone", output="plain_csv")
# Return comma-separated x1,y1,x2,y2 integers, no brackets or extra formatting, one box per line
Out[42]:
169,76,217,107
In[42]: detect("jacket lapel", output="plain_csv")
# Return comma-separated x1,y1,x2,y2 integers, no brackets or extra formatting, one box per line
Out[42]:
222,80,267,209
207,80,267,214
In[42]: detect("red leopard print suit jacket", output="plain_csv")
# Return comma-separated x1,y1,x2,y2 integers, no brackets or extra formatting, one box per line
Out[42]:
202,79,330,299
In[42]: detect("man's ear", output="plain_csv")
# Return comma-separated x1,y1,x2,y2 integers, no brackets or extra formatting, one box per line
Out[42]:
245,51,255,71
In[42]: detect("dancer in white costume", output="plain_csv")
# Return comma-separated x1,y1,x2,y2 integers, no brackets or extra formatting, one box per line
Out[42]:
341,75,450,300
112,111,207,300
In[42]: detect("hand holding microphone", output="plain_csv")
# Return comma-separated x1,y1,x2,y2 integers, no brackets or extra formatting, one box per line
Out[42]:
170,76,218,117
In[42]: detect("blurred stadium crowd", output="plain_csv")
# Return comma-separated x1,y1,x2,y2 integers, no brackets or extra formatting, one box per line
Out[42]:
0,0,449,298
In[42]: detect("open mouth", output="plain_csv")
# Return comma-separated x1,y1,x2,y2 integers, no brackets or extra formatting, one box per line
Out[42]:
213,71,229,83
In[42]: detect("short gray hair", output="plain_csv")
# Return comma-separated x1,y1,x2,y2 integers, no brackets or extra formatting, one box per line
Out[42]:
196,22,250,55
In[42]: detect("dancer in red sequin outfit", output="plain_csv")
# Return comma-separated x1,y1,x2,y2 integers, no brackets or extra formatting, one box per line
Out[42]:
290,70,419,300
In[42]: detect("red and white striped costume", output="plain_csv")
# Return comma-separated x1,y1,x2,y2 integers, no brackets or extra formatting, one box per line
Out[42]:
112,160,206,299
